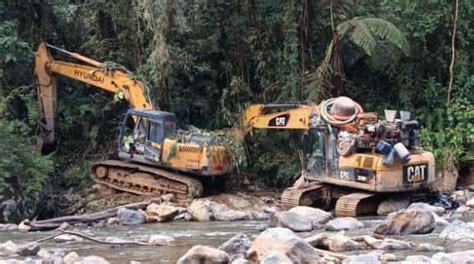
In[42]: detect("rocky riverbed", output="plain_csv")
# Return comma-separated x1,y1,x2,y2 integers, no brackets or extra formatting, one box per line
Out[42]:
2,189,474,263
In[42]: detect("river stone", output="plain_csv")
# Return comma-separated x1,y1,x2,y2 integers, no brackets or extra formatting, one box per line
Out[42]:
63,252,80,263
431,250,474,263
53,234,84,243
146,203,179,222
288,206,331,225
177,245,229,264
414,243,444,252
0,241,20,256
408,202,445,215
0,223,18,232
379,253,398,262
377,198,410,215
402,255,431,264
276,211,313,232
246,227,321,263
325,217,363,231
18,220,31,232
17,242,40,256
117,208,145,225
148,234,175,245
188,199,212,221
218,234,251,260
466,198,474,208
106,217,121,227
456,205,471,214
374,209,435,235
210,203,250,221
305,233,364,252
439,219,474,242
452,190,470,204
82,255,110,264
342,251,382,264
260,251,293,264
431,212,448,225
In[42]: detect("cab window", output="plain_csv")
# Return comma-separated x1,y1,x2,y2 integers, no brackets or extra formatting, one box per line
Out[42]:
148,122,162,143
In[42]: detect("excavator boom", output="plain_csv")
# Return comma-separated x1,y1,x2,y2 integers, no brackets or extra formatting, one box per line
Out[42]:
34,41,151,152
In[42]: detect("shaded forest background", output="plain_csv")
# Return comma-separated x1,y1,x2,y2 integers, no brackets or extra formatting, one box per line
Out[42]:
0,0,472,219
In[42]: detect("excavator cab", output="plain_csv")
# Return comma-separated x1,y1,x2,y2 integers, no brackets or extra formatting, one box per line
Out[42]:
118,109,177,166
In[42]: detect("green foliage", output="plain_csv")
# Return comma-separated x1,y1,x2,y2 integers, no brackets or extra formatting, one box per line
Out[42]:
0,119,53,197
63,163,93,193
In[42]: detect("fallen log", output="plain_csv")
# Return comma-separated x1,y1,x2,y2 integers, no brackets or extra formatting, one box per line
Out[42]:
25,199,160,231
35,230,156,246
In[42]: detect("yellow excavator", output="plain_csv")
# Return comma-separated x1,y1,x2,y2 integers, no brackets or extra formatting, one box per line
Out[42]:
34,41,233,200
236,97,436,216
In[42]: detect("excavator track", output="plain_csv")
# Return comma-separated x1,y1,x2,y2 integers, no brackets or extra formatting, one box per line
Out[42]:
281,183,324,208
91,160,203,201
335,192,378,217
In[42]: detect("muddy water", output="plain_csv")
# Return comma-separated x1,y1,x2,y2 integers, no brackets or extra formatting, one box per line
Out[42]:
2,215,474,263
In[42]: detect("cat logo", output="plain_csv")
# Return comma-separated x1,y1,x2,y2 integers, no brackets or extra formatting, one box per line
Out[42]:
268,114,290,127
403,164,428,184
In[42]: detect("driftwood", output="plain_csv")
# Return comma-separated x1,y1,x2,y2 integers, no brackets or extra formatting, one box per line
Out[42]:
35,230,155,246
26,199,160,231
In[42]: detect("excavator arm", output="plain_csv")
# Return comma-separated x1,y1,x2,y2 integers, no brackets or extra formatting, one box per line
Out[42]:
34,41,152,153
234,103,316,140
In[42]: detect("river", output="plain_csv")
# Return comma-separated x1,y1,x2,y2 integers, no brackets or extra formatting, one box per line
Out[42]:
1,214,474,263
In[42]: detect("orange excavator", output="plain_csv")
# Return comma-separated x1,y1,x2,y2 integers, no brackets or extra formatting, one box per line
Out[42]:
34,41,233,200
236,97,436,216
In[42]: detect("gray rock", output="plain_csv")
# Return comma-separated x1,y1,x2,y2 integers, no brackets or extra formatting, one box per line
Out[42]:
439,219,474,242
210,202,250,221
431,250,474,264
246,227,321,263
117,208,145,226
408,202,445,215
17,242,40,256
145,203,179,222
148,234,175,245
374,209,435,235
188,199,212,221
456,205,471,214
288,206,331,225
402,255,431,264
377,198,410,215
343,251,382,264
305,233,364,252
177,245,229,264
325,217,364,231
63,251,80,263
414,243,444,252
276,211,313,232
82,255,110,264
260,251,293,264
0,240,21,256
218,234,251,260
431,212,448,225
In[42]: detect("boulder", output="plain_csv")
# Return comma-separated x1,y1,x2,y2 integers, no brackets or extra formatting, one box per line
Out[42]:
218,234,251,261
63,252,80,263
106,217,121,227
17,242,40,256
305,233,364,252
276,211,313,232
431,212,448,225
466,198,474,208
210,203,250,221
374,209,435,235
439,219,474,242
408,202,445,215
246,227,321,263
325,217,363,231
188,199,212,221
431,250,474,264
0,223,18,232
342,251,382,264
260,251,293,264
146,203,179,222
402,255,431,264
377,198,410,215
148,235,175,245
456,205,471,214
414,243,444,252
53,234,84,243
452,190,470,204
251,211,271,221
177,245,229,264
117,208,145,226
82,255,110,264
288,206,331,225
18,220,31,232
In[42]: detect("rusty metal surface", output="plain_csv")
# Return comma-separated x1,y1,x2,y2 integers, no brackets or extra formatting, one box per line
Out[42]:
91,160,203,201
281,183,323,209
335,192,377,217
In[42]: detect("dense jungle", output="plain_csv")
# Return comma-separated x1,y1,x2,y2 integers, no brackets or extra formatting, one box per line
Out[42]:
0,0,473,222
